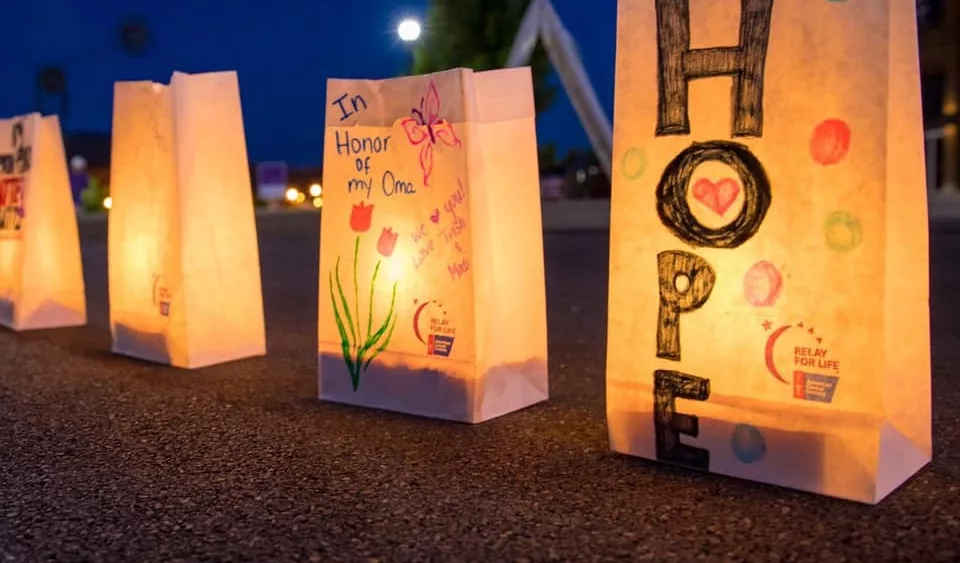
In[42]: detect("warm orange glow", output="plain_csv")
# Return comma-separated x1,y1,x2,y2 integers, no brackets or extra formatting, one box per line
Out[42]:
606,0,930,505
0,113,86,331
102,196,113,210
108,70,266,369
312,196,323,208
317,67,548,424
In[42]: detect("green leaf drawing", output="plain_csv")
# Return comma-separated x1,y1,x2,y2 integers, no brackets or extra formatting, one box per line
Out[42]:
329,270,358,386
364,302,398,372
334,255,357,345
367,260,381,337
328,236,400,392
352,235,361,343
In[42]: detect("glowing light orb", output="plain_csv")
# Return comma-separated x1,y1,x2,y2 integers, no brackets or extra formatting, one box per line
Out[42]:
398,19,421,42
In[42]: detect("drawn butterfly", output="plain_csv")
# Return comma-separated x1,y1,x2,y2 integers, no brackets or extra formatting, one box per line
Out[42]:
400,81,462,187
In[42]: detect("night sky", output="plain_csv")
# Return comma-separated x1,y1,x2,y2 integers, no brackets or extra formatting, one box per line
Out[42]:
1,0,617,167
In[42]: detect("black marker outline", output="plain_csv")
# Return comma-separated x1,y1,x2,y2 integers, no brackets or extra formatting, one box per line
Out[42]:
656,140,771,249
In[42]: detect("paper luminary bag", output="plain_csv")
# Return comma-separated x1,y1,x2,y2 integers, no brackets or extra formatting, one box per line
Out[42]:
108,71,266,368
318,67,548,423
0,113,86,331
606,0,930,503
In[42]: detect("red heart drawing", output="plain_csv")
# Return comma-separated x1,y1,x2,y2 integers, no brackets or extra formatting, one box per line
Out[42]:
692,178,741,217
430,209,440,223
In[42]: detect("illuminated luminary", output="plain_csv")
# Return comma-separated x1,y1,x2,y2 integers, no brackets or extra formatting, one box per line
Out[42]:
606,0,930,504
318,67,548,423
108,70,266,368
0,113,86,331
309,183,322,197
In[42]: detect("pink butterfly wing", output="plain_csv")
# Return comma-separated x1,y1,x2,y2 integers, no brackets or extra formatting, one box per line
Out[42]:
433,121,462,148
419,143,434,186
401,117,429,146
424,82,441,125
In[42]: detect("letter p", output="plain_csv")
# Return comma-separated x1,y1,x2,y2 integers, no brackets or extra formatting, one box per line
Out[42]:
657,250,716,361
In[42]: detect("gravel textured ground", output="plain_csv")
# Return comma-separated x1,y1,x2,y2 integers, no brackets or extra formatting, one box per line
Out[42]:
1,213,958,563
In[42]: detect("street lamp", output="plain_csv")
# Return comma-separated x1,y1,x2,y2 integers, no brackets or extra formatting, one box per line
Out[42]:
397,18,421,42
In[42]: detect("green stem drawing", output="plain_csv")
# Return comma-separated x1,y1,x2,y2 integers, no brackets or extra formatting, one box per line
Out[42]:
352,236,361,344
329,239,400,391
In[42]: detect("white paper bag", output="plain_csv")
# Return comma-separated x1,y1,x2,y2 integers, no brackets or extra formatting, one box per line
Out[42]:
318,67,549,423
607,0,930,503
0,113,86,331
108,71,266,368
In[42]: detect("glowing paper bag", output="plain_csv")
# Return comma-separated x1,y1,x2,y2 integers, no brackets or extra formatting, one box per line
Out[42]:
607,0,930,503
318,67,548,422
109,71,266,368
0,113,86,331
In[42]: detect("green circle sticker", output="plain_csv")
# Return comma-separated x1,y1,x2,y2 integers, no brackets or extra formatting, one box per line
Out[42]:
621,148,647,180
823,211,863,253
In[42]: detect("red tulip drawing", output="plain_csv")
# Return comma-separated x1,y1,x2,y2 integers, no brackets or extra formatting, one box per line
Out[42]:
377,228,398,258
400,81,462,187
329,206,399,391
350,201,374,232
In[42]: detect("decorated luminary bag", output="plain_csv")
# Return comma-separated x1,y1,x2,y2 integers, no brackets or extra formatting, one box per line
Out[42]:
318,67,549,423
0,113,86,331
607,0,930,503
108,71,266,368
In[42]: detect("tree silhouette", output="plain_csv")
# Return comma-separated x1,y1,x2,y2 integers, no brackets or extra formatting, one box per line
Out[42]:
410,0,557,115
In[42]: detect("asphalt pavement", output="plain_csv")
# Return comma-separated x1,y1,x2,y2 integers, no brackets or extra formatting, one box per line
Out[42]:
1,213,959,562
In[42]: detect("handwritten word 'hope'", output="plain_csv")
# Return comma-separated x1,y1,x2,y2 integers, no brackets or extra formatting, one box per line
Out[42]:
651,0,775,474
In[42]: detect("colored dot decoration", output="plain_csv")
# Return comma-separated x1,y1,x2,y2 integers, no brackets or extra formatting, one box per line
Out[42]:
620,147,648,180
823,210,863,253
731,424,767,464
810,118,851,166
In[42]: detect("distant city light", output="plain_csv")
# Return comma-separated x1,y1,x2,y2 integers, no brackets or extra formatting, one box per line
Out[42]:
102,196,113,210
70,155,87,172
285,187,299,202
398,19,421,42
309,183,322,197
312,197,323,209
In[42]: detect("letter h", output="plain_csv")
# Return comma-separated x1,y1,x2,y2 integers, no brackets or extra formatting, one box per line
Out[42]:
655,0,773,138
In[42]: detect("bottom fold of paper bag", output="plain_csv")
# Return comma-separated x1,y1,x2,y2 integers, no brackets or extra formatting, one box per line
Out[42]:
111,322,265,369
607,405,895,504
0,297,86,332
318,351,548,423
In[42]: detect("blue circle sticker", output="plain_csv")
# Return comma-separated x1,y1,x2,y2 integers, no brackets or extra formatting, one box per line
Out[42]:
731,424,767,464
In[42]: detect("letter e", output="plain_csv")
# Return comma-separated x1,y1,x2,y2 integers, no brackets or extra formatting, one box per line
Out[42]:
654,369,711,471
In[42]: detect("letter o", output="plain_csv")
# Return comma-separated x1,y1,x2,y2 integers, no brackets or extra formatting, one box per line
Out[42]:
381,169,395,196
656,140,772,249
